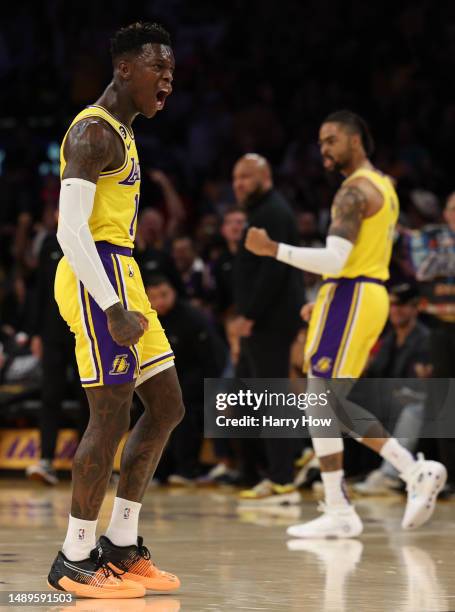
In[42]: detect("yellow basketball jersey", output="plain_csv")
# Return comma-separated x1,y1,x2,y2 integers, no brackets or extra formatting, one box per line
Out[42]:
60,105,140,249
328,168,399,281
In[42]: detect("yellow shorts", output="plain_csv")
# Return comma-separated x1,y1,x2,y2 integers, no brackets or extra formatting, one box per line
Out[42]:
54,241,174,388
304,276,389,378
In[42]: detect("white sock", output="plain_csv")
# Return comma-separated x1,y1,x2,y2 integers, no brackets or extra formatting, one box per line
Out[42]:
104,497,142,547
321,470,350,507
380,438,415,475
62,514,98,561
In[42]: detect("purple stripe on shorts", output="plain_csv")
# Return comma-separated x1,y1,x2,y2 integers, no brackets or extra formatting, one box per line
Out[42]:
310,279,357,378
79,283,101,385
113,255,128,308
95,241,133,257
141,351,174,370
82,247,137,385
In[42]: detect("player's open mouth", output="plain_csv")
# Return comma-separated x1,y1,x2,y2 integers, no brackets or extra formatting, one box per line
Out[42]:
156,90,168,110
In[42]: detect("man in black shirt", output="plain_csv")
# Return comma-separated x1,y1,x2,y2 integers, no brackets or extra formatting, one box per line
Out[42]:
232,154,305,503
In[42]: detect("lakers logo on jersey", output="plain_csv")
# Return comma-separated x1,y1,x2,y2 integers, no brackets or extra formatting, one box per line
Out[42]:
314,357,333,374
110,354,130,375
119,158,141,186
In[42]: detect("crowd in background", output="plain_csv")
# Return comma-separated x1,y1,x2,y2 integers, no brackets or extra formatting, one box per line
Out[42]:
1,0,455,494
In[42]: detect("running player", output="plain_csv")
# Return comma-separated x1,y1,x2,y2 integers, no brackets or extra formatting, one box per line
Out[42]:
48,23,183,597
245,110,447,538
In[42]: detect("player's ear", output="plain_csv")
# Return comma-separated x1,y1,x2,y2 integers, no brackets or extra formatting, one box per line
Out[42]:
116,59,133,81
352,132,362,151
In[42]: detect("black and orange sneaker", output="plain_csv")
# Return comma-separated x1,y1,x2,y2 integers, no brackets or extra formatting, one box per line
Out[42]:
98,535,180,592
47,546,145,599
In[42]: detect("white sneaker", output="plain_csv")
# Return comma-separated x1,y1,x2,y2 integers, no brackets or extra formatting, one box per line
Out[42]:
353,469,401,496
286,502,363,539
25,461,58,486
401,453,447,529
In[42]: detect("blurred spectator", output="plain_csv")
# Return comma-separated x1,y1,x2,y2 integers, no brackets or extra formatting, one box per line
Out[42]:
135,207,185,296
145,274,226,484
171,236,213,308
25,225,89,485
146,169,187,239
406,192,455,498
355,284,430,495
134,168,188,295
193,212,221,261
212,207,247,321
295,210,324,302
296,211,324,248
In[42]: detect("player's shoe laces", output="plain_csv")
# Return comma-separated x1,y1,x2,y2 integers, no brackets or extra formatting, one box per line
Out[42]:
286,502,363,539
238,479,301,506
97,535,180,591
401,453,447,529
47,547,145,599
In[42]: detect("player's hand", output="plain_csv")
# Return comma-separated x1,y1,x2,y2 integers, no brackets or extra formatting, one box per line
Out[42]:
106,303,148,346
300,302,314,322
245,227,278,257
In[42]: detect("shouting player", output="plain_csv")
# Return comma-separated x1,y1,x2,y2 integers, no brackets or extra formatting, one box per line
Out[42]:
245,110,447,538
48,23,183,597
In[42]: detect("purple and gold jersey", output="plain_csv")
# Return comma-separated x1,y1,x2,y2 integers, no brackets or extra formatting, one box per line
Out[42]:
60,105,140,249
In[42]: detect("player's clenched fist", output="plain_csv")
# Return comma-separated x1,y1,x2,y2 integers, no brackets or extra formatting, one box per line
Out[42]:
106,303,149,346
245,227,278,257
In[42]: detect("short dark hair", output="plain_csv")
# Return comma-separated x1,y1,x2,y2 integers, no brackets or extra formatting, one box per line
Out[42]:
144,273,172,288
110,22,171,60
323,110,375,156
223,205,246,219
389,283,419,305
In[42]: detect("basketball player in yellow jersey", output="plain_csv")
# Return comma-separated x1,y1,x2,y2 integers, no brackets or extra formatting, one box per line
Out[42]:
47,23,183,598
246,111,447,538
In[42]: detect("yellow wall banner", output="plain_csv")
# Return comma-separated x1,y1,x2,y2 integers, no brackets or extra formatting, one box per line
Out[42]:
0,429,126,470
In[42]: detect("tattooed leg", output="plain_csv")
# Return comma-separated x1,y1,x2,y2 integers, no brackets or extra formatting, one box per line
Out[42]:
116,366,184,502
70,382,135,519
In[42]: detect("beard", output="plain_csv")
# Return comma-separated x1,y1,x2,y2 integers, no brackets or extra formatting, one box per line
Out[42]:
243,184,267,208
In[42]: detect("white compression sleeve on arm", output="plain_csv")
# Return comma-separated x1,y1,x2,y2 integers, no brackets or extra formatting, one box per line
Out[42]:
276,235,353,275
57,178,120,311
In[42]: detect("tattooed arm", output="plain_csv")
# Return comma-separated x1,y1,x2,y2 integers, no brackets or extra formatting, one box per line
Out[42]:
57,119,148,345
245,177,380,274
328,182,368,243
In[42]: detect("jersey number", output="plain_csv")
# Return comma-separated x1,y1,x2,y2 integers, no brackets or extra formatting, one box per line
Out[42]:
129,194,139,238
